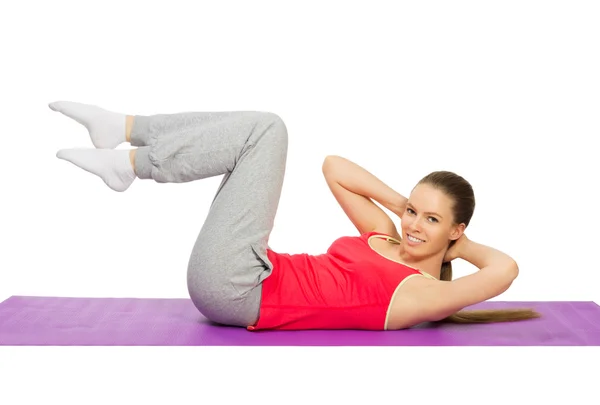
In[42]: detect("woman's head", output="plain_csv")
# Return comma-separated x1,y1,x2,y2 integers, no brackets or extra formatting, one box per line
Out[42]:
400,171,475,259
407,171,542,324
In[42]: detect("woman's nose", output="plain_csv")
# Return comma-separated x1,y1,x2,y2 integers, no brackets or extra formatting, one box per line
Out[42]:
409,217,425,233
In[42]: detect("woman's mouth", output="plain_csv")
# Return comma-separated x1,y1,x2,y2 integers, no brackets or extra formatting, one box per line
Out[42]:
407,233,426,244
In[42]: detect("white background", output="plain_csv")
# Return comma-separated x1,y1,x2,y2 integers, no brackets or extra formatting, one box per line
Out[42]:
1,1,599,404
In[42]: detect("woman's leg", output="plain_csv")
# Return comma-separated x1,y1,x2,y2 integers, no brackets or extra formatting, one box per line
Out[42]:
48,101,223,150
56,106,288,327
133,111,287,327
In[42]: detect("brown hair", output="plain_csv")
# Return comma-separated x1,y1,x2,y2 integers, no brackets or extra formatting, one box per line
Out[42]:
417,171,541,323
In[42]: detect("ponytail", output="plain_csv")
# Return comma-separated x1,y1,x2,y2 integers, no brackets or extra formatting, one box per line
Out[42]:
436,261,541,323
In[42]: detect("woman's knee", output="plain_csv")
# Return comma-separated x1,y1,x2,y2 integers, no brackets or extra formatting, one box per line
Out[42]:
255,112,288,147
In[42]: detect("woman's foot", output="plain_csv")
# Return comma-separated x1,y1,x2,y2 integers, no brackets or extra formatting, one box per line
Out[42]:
56,148,137,192
49,101,129,149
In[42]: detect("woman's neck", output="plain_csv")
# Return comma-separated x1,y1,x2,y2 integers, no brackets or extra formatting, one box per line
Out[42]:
396,243,443,280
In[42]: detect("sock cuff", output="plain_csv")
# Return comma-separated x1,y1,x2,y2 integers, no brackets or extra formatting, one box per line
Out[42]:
134,147,153,179
130,115,153,147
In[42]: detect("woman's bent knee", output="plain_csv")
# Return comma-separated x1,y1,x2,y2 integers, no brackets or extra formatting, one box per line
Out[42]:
188,285,261,327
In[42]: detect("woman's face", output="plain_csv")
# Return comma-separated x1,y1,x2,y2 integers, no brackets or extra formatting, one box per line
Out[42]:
400,183,463,257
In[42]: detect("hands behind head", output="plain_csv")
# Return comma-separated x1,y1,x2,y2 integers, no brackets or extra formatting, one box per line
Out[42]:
443,233,470,263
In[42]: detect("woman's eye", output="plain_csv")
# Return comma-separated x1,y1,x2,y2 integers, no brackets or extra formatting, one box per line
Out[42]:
407,208,437,223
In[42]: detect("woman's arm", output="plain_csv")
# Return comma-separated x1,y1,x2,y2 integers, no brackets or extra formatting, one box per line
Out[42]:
323,155,408,215
422,238,519,321
322,155,408,236
458,238,517,270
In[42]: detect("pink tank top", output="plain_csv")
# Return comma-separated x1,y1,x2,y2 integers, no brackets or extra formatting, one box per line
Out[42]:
248,231,435,331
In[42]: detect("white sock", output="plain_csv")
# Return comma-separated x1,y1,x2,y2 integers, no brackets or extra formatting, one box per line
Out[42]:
56,148,136,192
49,101,127,149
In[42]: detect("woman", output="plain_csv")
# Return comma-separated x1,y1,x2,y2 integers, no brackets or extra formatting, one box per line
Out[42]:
51,101,540,330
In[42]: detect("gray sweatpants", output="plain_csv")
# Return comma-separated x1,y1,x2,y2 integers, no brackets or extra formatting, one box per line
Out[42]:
130,111,288,327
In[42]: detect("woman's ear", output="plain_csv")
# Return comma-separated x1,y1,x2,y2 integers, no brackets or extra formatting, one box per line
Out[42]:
449,223,466,241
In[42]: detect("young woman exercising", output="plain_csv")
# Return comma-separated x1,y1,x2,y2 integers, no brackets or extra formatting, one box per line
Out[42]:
50,101,540,331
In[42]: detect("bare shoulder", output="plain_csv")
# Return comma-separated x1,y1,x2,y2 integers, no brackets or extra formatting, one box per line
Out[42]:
386,276,440,329
386,266,518,329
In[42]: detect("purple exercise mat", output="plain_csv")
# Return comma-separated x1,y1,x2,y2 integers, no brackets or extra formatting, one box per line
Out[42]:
0,296,599,346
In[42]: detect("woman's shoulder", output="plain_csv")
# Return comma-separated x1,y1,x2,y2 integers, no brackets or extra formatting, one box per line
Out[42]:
386,275,442,329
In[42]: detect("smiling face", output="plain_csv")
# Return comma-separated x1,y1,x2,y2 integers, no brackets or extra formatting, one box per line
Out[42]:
400,183,464,256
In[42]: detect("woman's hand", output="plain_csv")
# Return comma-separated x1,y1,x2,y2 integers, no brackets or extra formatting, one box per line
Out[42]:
443,233,470,262
388,196,409,218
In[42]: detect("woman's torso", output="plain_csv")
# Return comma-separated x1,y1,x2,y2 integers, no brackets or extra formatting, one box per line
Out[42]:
248,231,437,331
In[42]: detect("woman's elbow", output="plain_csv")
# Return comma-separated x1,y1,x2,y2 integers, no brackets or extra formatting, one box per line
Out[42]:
508,259,519,280
494,260,519,296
